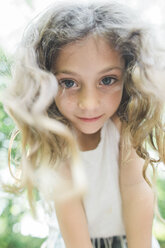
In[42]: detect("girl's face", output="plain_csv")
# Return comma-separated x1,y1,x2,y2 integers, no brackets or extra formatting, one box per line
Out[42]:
54,36,124,135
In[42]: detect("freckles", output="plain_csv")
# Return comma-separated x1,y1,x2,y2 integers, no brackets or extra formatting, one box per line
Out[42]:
103,84,123,101
106,85,123,95
105,86,123,106
55,91,76,110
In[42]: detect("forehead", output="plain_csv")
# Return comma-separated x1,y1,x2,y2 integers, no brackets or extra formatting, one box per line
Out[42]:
54,36,124,71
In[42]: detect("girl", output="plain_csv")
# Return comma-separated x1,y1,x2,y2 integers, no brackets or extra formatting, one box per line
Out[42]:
4,1,165,248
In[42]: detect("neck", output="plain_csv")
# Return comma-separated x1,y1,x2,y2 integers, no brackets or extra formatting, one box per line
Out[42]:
74,129,101,151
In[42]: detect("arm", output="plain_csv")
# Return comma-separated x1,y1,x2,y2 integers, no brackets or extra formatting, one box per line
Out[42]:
55,195,93,248
112,114,154,248
120,147,154,248
54,163,92,248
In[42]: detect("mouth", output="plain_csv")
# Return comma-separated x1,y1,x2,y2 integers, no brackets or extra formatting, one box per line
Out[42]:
76,115,103,122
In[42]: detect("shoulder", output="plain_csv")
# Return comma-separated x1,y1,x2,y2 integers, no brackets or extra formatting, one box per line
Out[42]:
111,115,147,185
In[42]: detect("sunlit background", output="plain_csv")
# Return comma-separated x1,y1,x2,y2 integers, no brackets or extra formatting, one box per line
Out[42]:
0,0,165,247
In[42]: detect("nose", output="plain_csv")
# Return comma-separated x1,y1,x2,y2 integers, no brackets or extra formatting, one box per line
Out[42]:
77,87,100,111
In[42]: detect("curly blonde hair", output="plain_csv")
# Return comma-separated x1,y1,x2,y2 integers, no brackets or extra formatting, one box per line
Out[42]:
3,1,165,210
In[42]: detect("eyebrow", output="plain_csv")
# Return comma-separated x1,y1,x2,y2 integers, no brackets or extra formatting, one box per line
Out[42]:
55,66,124,76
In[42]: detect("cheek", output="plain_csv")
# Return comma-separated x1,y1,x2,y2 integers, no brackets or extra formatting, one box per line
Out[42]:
55,93,77,114
105,85,123,107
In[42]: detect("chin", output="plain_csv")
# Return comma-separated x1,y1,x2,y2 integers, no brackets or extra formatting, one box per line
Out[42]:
75,125,102,135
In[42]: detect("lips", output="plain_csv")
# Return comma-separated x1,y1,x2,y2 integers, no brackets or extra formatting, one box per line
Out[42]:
77,115,103,122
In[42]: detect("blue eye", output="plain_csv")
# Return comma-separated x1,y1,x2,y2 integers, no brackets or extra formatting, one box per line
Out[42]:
59,79,76,89
101,77,117,86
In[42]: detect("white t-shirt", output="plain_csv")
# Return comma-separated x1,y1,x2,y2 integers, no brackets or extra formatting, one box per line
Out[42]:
41,118,160,248
80,118,125,238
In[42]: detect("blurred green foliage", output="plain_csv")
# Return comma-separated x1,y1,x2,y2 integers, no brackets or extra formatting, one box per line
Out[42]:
157,177,165,219
153,175,165,247
0,198,44,248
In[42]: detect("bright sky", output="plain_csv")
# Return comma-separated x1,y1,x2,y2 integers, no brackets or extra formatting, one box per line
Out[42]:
0,0,164,54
